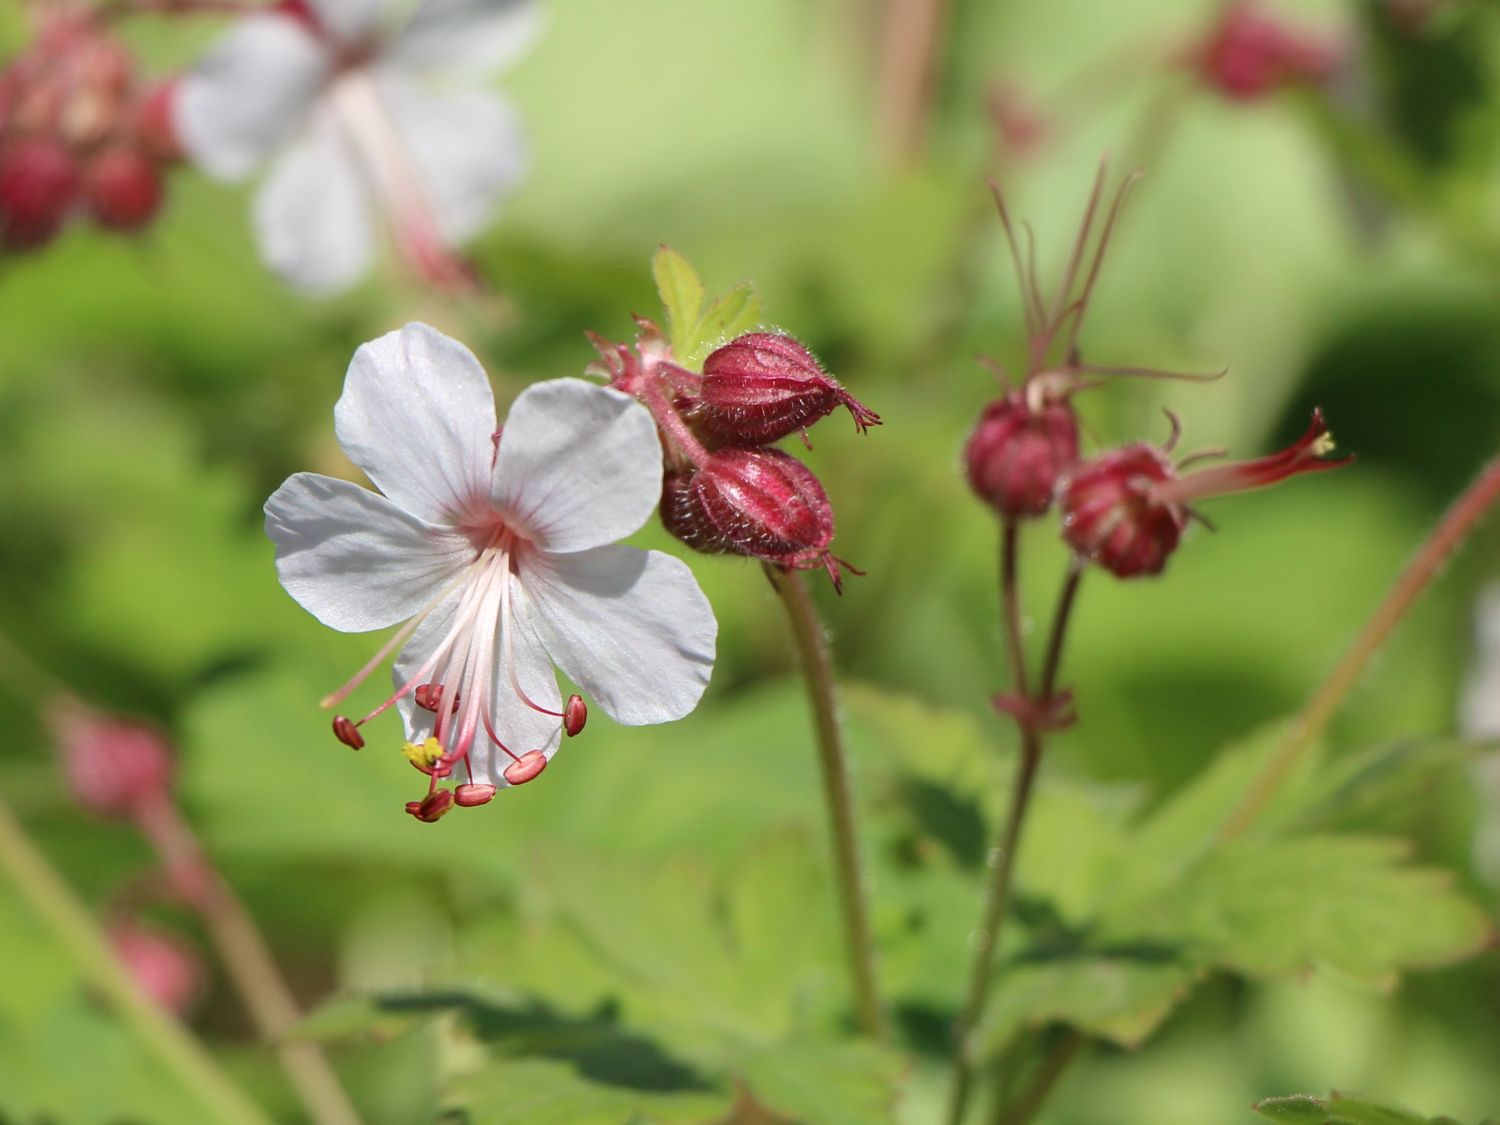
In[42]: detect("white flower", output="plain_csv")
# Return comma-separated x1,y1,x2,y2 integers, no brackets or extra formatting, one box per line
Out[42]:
175,0,539,293
264,323,717,815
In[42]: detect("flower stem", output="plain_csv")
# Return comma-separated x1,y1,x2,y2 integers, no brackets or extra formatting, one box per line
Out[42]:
988,1030,1085,1125
945,556,1084,1125
639,370,710,469
0,794,271,1125
135,798,365,1125
765,564,885,1040
1219,454,1500,841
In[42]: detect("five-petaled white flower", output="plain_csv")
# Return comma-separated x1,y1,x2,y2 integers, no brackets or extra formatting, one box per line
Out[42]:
265,323,718,818
176,0,538,293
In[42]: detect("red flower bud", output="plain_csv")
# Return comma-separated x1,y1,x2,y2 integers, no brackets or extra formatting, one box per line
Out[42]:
662,447,850,590
1061,409,1351,578
53,705,174,819
84,145,163,231
695,333,880,444
109,920,202,1016
0,137,80,250
132,81,182,164
965,391,1079,518
1196,3,1343,101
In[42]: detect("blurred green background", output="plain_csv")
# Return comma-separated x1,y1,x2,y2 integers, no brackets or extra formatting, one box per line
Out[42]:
1,0,1499,1122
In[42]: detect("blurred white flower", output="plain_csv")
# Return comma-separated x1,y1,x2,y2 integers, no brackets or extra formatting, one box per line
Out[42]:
265,323,717,814
176,0,540,293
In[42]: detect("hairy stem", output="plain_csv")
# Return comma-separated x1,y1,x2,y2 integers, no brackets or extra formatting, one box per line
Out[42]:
0,795,271,1125
136,798,364,1125
946,558,1084,1125
1220,454,1500,841
766,564,885,1039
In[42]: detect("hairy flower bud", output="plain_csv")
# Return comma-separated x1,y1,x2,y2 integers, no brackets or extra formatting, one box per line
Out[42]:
662,447,850,589
1061,409,1350,578
53,705,174,819
1196,2,1342,100
695,332,880,444
965,391,1079,518
0,137,80,250
84,145,164,231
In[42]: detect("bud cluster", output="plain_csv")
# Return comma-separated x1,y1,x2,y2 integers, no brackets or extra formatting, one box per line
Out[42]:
591,306,880,591
1192,2,1345,101
0,7,177,251
965,170,1350,579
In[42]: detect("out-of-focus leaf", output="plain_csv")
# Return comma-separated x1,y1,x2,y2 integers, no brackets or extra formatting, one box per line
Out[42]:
1253,1090,1457,1125
447,1058,732,1125
977,943,1199,1050
734,1040,905,1125
1126,836,1492,988
653,245,706,360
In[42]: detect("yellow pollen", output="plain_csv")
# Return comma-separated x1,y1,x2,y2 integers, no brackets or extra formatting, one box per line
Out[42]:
402,737,445,770
1310,433,1336,457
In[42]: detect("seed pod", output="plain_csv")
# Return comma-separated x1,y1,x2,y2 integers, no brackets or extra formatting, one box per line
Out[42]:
0,137,80,250
662,447,850,589
965,391,1079,519
84,144,163,231
1060,445,1185,578
695,332,880,444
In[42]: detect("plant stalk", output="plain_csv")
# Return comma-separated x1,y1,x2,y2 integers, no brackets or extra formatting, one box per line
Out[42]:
1219,454,1500,841
989,1030,1085,1125
0,795,271,1125
945,556,1084,1125
136,797,364,1125
766,564,885,1040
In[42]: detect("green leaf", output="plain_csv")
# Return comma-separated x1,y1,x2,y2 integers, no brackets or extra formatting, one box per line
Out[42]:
977,945,1199,1050
652,245,705,359
735,1040,904,1125
448,1058,731,1125
1253,1091,1446,1125
1128,836,1492,988
680,282,762,369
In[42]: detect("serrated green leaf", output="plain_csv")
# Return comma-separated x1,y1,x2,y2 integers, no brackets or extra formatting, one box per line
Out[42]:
448,1058,731,1125
680,283,762,369
1128,837,1492,987
735,1040,905,1125
652,245,706,359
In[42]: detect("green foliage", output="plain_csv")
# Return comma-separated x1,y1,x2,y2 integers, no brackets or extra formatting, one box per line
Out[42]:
1254,1091,1500,1125
652,245,763,370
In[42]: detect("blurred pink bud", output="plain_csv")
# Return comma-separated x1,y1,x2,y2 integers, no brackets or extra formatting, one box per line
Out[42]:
133,81,182,164
662,448,851,590
695,333,880,444
1196,3,1344,101
54,705,174,819
109,920,203,1017
0,137,80,250
965,391,1080,519
84,145,164,231
1061,409,1350,578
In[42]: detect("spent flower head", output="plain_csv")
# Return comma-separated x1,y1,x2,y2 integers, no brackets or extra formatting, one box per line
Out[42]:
1060,408,1352,578
266,323,717,819
175,0,540,292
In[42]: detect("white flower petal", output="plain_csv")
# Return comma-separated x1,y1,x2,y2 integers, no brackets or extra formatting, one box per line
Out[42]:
175,13,329,180
390,0,542,75
265,472,473,632
334,323,499,526
306,0,391,44
377,73,526,244
393,579,562,789
521,545,716,725
252,109,375,293
493,380,663,554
